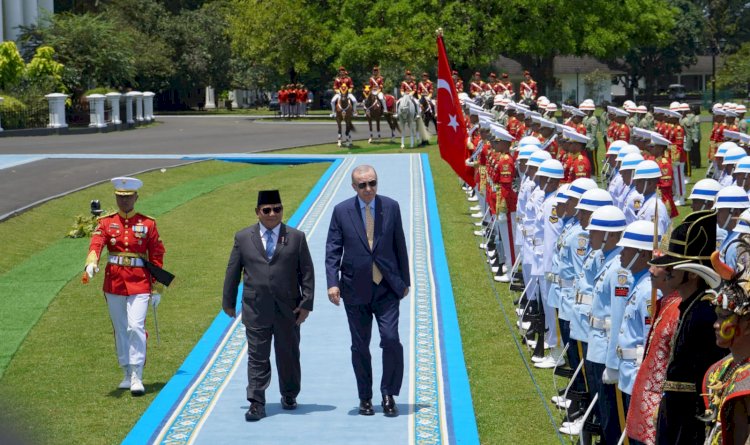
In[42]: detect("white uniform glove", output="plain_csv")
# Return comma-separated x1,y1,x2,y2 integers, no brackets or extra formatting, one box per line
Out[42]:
85,264,99,279
150,294,161,308
602,367,619,384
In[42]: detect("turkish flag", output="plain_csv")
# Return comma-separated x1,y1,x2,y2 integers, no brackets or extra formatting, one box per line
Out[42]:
437,34,474,186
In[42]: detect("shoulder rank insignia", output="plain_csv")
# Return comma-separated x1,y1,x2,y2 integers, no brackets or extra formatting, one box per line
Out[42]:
549,207,559,224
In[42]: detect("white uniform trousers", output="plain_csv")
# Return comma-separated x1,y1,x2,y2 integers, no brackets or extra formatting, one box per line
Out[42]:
672,162,685,202
105,293,149,367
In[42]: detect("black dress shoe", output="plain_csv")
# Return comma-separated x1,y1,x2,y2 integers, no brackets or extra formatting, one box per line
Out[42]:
245,402,266,421
382,395,398,417
359,399,374,416
281,395,297,410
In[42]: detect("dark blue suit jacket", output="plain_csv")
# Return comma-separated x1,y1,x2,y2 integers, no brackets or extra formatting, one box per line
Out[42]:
325,195,410,305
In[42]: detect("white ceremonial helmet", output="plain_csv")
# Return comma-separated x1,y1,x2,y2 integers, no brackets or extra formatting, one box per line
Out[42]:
586,205,627,232
618,220,658,251
619,153,645,172
517,145,541,161
733,157,750,175
723,145,747,165
527,150,552,168
714,186,750,210
734,209,750,234
575,188,614,211
688,179,722,202
567,178,599,200
536,159,565,179
633,160,662,180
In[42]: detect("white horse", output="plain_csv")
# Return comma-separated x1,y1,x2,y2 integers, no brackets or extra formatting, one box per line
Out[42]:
397,95,420,149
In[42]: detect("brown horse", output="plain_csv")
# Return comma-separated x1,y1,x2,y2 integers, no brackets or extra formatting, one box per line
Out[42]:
336,92,355,147
362,86,399,143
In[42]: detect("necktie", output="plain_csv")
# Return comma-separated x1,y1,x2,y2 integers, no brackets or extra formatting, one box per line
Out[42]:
265,230,275,261
365,205,382,284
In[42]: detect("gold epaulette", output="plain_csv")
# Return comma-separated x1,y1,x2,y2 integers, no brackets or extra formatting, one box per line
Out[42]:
97,211,117,220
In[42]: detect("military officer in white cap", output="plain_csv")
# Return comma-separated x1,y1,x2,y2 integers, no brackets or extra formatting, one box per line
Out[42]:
84,176,166,396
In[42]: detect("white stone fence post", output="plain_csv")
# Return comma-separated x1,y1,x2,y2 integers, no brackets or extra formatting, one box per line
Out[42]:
0,97,4,132
86,94,107,128
125,92,138,125
45,93,68,128
106,92,122,125
143,91,155,122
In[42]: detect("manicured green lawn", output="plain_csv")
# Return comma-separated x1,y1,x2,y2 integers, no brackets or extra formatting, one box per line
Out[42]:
0,125,714,444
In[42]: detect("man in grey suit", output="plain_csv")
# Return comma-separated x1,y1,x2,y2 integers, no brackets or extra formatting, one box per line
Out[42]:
223,190,315,421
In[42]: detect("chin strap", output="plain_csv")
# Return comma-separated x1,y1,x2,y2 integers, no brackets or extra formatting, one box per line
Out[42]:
625,251,640,270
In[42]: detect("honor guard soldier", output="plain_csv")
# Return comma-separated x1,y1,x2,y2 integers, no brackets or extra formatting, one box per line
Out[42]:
581,100,599,174
702,236,750,445
469,71,485,98
612,221,658,438
625,103,639,130
520,70,538,101
639,105,655,130
528,159,565,362
562,128,593,183
497,73,513,96
519,150,552,309
84,177,166,396
664,109,687,205
715,186,750,271
709,105,727,166
515,143,542,250
632,160,671,236
649,133,679,218
489,125,518,282
603,141,629,197
486,72,498,93
560,189,615,436
368,66,387,111
417,72,433,99
646,212,726,445
713,141,734,182
619,151,646,223
611,108,631,143
452,70,464,93
584,206,627,443
737,103,748,133
400,70,420,113
331,66,356,117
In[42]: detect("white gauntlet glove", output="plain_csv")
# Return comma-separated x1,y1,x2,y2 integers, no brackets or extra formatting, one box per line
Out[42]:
85,264,99,279
602,367,619,384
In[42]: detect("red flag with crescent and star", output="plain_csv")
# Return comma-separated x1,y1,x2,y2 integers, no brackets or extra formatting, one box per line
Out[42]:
436,32,475,186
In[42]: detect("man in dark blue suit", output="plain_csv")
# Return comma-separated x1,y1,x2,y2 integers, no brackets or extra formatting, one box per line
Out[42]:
326,164,410,417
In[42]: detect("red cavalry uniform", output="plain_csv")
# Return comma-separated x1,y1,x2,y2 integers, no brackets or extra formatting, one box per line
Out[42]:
455,78,464,93
656,155,679,217
333,76,354,94
369,75,384,91
499,80,514,95
575,123,587,135
564,153,592,183
469,79,485,97
626,292,682,445
605,121,617,149
485,151,497,216
87,211,165,296
400,80,416,96
671,124,686,165
418,79,434,97
278,88,288,104
520,79,538,100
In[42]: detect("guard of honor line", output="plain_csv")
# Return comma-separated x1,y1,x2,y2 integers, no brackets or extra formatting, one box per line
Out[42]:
456,72,750,445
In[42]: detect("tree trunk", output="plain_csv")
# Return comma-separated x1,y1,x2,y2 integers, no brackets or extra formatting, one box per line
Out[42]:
515,55,555,99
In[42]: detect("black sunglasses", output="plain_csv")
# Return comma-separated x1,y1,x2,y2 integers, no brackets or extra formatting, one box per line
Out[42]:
260,205,283,215
356,180,377,189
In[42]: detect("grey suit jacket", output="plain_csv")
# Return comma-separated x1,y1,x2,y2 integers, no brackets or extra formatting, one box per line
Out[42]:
222,223,314,327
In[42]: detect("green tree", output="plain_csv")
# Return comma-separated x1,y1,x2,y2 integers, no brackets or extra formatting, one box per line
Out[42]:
0,42,25,91
716,42,750,91
25,46,66,91
230,0,331,84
